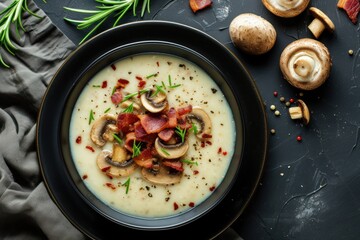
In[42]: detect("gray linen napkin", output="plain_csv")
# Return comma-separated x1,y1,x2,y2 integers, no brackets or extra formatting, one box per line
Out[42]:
0,1,243,239
0,0,84,239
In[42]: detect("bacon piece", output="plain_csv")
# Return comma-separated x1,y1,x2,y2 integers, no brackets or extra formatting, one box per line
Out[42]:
158,128,175,141
111,90,123,105
117,113,139,134
338,0,360,23
134,122,157,143
163,160,184,172
117,78,130,88
133,148,153,168
177,105,192,116
189,0,212,13
167,108,178,128
138,114,168,134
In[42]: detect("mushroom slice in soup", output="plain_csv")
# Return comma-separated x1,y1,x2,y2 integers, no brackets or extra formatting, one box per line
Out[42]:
90,114,119,147
186,106,212,139
140,88,168,113
97,144,137,177
141,161,182,185
155,137,189,159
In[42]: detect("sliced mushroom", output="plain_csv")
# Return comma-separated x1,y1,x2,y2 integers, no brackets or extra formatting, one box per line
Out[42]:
279,38,332,90
262,0,310,18
120,100,141,112
308,7,335,39
187,106,212,139
288,99,310,125
141,163,182,185
90,114,119,147
140,88,167,113
97,146,137,177
155,137,189,159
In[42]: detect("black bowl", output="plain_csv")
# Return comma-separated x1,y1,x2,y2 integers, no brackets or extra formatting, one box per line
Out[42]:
37,20,268,239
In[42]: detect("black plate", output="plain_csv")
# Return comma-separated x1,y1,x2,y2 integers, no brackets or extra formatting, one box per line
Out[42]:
37,20,268,239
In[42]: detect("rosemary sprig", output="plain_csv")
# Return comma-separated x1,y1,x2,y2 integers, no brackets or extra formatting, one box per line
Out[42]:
122,177,131,194
175,126,186,143
64,0,151,45
132,140,142,158
0,0,42,68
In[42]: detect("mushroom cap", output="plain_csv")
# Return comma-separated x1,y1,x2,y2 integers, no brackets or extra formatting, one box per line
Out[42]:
309,7,335,32
96,150,137,177
90,114,118,147
297,100,310,125
155,137,189,159
140,88,167,113
187,106,212,139
229,13,276,55
141,164,182,185
262,0,310,18
279,38,332,90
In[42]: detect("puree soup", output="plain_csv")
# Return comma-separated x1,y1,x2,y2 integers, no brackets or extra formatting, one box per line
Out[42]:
69,54,236,218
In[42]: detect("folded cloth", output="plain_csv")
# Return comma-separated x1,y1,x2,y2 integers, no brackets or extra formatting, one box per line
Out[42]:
0,1,242,239
0,0,85,239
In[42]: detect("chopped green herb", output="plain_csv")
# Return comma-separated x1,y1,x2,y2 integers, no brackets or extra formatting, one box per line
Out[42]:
146,73,157,79
175,126,186,143
111,87,117,95
113,134,122,144
122,103,134,113
151,84,165,97
161,81,167,90
122,177,131,194
181,159,199,166
121,89,149,103
132,140,142,158
88,110,95,125
104,107,111,113
190,123,198,135
92,85,101,88
161,148,170,156
168,75,181,88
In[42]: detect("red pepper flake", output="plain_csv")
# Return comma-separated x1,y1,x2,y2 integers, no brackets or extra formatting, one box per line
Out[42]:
189,0,212,13
105,182,116,190
296,136,302,142
173,202,179,210
101,166,111,172
76,136,82,144
117,78,129,88
189,202,195,207
138,80,146,88
206,141,212,145
135,76,143,81
86,145,95,152
156,61,160,67
106,173,113,179
222,151,228,156
111,64,116,71
193,170,199,175
201,141,205,148
289,98,295,103
101,81,108,89
209,185,216,192
218,147,222,154
273,91,278,97
202,133,212,139
82,174,88,180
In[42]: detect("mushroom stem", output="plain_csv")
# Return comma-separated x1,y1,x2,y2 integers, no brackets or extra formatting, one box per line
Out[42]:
308,18,326,39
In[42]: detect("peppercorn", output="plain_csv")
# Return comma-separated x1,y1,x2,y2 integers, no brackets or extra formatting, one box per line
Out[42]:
348,49,354,56
296,136,302,142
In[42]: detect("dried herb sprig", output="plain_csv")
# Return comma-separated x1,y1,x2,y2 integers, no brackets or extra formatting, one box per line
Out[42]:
64,0,151,45
0,0,43,68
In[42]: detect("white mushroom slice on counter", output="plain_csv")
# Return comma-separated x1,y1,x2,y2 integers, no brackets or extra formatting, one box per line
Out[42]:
140,88,168,113
279,38,332,90
141,164,182,185
96,145,137,177
262,0,310,18
90,114,118,147
186,106,212,139
155,137,189,159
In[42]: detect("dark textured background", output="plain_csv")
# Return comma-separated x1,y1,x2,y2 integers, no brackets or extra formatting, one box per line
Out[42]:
33,0,360,239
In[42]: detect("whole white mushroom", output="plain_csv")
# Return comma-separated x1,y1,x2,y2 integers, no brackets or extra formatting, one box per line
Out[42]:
229,13,277,55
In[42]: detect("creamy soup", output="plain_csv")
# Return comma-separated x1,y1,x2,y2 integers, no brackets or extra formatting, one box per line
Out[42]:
69,54,236,218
